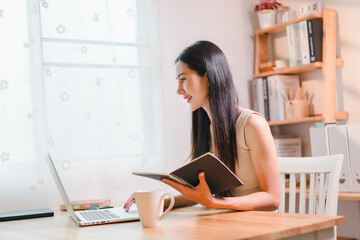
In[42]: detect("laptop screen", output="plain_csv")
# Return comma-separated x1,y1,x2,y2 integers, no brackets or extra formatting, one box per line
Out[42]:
45,153,79,225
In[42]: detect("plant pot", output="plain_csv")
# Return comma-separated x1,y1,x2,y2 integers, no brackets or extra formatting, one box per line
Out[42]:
257,10,277,29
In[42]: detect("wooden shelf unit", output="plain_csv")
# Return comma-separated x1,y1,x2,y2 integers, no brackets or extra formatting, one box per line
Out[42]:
286,186,360,201
253,59,343,79
253,9,347,126
268,111,348,126
254,13,324,35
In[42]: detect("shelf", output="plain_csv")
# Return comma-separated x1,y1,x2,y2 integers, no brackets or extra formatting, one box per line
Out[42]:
255,13,323,35
268,111,348,126
286,186,360,201
253,59,343,79
338,192,360,201
254,9,344,124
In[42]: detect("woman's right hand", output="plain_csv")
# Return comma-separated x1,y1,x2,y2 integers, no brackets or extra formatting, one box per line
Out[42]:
123,193,135,212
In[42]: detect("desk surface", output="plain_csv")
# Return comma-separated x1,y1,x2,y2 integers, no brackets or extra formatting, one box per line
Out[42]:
0,206,344,240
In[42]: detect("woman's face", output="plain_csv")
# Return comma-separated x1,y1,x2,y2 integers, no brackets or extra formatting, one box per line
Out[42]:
175,61,209,112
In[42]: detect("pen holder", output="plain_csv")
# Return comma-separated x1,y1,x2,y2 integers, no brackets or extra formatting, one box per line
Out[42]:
284,99,309,120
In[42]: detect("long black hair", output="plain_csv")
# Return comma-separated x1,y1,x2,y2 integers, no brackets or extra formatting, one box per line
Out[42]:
175,41,239,197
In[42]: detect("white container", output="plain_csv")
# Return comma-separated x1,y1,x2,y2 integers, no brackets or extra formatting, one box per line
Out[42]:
257,10,277,29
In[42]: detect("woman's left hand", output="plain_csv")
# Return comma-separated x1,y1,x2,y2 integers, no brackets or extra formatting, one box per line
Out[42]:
161,172,214,208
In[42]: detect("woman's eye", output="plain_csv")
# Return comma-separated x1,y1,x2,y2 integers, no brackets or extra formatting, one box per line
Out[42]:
180,78,186,82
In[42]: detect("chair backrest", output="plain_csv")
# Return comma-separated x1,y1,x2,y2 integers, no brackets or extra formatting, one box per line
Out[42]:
277,154,343,216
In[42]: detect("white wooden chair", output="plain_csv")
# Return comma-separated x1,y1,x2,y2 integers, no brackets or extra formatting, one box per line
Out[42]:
278,154,343,216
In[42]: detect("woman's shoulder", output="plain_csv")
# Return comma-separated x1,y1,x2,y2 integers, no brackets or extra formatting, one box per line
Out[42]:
235,107,269,149
236,107,268,131
236,107,264,121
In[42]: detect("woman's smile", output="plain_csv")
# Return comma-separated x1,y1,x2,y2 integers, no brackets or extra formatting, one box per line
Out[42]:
184,95,192,103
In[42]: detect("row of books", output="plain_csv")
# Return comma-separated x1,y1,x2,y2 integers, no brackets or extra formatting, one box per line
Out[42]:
286,18,323,67
274,136,302,157
252,75,300,121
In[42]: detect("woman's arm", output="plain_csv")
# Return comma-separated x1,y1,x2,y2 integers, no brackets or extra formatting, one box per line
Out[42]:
166,195,197,209
162,113,280,211
210,113,280,210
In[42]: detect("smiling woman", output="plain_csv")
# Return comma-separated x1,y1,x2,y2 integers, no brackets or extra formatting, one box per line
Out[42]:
124,41,280,212
167,41,281,210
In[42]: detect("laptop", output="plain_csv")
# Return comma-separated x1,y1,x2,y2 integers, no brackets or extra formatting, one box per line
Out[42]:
45,153,140,226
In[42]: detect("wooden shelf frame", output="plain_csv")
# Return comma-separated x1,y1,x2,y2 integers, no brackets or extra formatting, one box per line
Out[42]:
268,111,348,126
253,59,343,79
253,9,348,126
254,13,323,35
286,186,360,201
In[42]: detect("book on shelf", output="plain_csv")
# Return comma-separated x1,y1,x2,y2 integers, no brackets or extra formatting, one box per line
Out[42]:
299,20,310,65
133,152,243,194
307,18,323,63
268,75,300,121
262,77,270,121
251,79,259,113
286,23,302,67
252,78,265,117
286,18,323,67
274,136,302,157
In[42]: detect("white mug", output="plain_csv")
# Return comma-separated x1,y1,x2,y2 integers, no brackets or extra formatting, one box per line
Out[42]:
134,189,175,228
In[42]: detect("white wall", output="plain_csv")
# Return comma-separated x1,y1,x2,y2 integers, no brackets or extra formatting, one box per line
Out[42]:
158,0,256,169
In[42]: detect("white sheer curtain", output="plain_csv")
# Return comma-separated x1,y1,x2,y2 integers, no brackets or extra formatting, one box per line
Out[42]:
0,0,165,212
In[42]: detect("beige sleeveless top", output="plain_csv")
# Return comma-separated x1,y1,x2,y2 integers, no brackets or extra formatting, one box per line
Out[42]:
230,108,260,196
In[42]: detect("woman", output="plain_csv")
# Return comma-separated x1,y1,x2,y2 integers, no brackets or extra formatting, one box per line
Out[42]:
124,41,280,211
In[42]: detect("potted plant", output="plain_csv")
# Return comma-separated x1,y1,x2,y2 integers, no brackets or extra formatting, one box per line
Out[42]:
254,0,282,29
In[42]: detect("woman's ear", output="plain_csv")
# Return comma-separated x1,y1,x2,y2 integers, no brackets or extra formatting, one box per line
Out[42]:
204,72,209,86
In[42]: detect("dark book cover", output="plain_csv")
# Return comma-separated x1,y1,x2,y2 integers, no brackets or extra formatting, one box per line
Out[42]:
307,18,323,63
0,208,54,222
262,77,270,121
133,152,243,194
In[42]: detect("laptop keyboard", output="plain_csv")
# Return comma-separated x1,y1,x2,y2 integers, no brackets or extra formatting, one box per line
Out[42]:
79,210,120,221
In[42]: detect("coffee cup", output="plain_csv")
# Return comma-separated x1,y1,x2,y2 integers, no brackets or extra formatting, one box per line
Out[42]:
134,189,175,228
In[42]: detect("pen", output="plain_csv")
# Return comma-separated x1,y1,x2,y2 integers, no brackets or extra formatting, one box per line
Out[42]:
288,88,294,100
295,87,303,100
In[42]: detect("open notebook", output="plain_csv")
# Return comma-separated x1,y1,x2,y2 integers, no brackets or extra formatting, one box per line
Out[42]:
133,152,243,194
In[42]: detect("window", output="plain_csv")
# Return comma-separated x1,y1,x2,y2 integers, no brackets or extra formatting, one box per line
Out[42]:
0,0,164,211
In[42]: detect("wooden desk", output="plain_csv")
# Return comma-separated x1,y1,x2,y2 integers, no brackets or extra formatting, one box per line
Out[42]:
0,206,344,240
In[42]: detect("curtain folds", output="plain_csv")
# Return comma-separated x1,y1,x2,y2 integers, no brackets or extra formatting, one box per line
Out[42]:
0,0,165,212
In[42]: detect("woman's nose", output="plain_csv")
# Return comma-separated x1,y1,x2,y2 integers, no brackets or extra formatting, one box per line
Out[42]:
177,82,185,95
